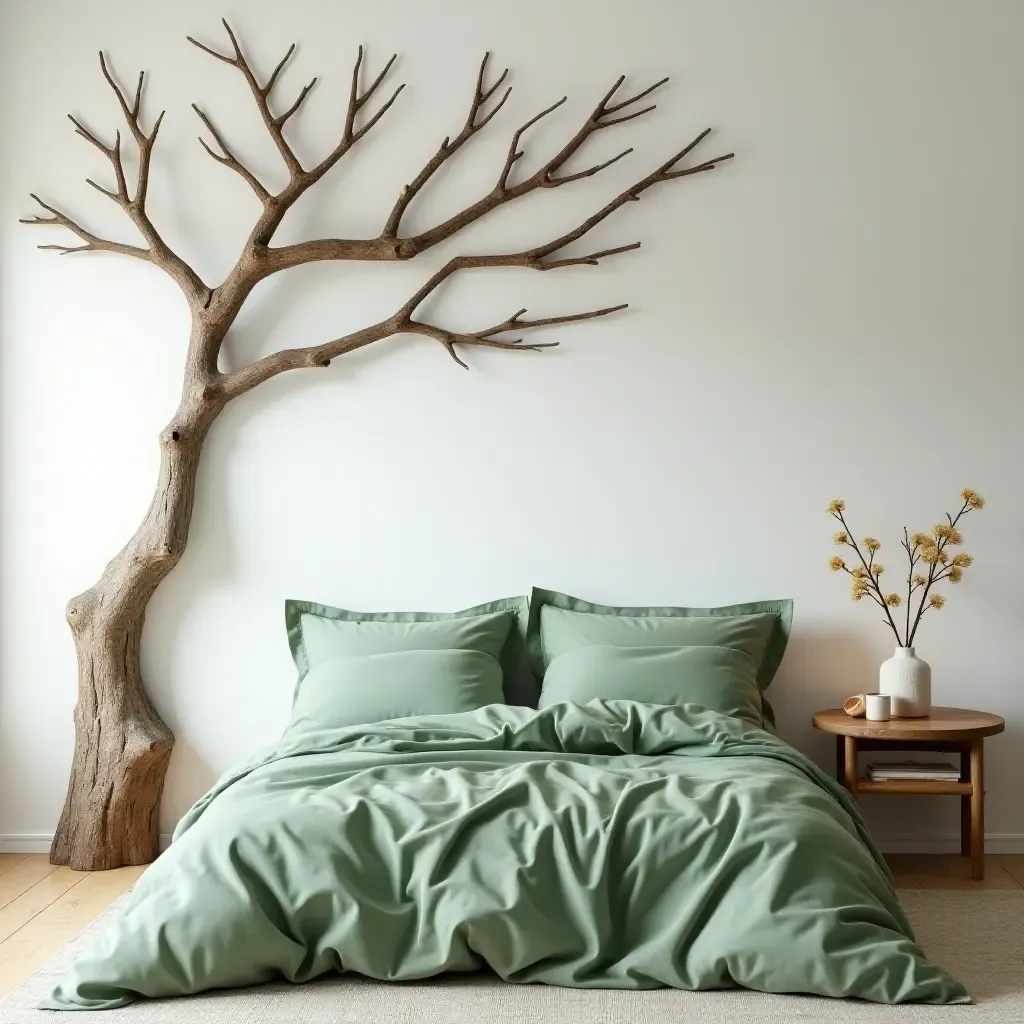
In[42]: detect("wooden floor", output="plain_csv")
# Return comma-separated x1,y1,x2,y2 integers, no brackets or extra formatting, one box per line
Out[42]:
0,853,1022,999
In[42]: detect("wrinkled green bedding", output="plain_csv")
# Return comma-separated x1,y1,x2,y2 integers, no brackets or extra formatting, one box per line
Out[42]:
45,701,967,1009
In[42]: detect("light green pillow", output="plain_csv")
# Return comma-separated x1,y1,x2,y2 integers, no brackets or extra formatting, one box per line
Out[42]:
286,649,504,734
286,595,529,699
526,588,793,727
538,645,765,727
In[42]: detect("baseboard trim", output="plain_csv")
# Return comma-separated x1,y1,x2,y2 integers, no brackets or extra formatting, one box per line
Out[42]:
3,832,1024,856
0,834,177,856
877,833,1024,855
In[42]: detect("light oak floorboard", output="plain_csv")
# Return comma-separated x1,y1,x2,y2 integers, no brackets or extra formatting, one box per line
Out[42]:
0,868,88,944
0,855,29,878
0,865,144,997
0,857,59,911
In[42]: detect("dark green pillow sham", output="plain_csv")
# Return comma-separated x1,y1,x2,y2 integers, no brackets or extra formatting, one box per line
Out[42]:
537,645,764,727
526,588,792,726
286,595,529,694
286,649,504,734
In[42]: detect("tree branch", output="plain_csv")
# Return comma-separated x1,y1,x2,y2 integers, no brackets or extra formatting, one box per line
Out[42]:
25,53,209,306
187,23,405,253
404,71,676,253
381,52,511,239
263,75,731,276
406,303,624,369
19,194,151,259
220,218,640,398
187,19,309,176
191,104,270,201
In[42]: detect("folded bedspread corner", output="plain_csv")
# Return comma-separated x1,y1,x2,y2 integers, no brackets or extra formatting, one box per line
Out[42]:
42,700,970,1010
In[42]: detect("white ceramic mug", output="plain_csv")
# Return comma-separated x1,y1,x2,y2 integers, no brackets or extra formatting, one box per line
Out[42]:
865,693,891,722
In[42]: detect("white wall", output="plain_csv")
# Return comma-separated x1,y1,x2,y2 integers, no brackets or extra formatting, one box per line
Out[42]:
1,0,1021,852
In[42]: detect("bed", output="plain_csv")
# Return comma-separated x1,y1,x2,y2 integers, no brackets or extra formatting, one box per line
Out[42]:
42,592,968,1009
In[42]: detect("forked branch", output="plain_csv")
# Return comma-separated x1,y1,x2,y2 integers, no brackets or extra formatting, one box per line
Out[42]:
264,63,730,273
221,210,649,398
408,303,626,370
187,21,405,251
381,52,511,239
22,52,207,305
19,194,150,258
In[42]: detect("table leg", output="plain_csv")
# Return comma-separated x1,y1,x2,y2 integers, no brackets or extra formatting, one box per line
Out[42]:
836,735,846,784
970,738,984,880
960,746,971,858
843,735,858,797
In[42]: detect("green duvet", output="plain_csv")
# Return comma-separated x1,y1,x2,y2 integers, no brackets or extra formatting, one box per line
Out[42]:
44,701,968,1009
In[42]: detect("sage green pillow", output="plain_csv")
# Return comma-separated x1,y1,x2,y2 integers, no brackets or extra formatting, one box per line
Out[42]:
286,595,529,699
286,649,504,734
526,588,792,727
538,645,765,727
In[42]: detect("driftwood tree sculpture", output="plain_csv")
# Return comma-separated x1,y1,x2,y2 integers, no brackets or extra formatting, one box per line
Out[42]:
22,20,733,871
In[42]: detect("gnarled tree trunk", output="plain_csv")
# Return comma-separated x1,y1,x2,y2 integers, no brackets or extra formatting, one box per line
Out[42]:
51,329,225,869
26,20,731,870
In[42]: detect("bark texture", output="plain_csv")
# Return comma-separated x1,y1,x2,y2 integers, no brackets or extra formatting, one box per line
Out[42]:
22,21,733,869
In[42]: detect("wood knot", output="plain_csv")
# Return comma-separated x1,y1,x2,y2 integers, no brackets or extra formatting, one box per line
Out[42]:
395,240,418,260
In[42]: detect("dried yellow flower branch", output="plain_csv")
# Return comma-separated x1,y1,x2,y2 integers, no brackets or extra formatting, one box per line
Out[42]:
826,488,985,646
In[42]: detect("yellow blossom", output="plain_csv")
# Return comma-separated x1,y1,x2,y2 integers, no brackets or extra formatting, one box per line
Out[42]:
933,523,954,541
937,549,949,564
909,532,930,547
827,499,846,514
851,580,870,601
946,527,963,545
833,531,849,545
850,566,869,579
920,545,942,565
872,564,885,575
912,574,928,587
947,566,964,583
961,488,985,509
863,537,881,553
829,556,846,572
929,593,946,609
884,593,902,607
952,553,973,568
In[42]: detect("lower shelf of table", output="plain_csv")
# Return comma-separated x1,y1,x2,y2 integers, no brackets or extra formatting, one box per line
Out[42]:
855,779,972,795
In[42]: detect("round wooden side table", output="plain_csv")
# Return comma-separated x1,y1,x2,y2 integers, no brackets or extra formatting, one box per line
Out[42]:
812,707,1005,880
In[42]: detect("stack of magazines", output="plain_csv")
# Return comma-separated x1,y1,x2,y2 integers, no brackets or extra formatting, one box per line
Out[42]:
867,761,960,782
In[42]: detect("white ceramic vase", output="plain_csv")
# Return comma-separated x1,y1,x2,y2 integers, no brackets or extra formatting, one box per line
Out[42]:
878,647,931,717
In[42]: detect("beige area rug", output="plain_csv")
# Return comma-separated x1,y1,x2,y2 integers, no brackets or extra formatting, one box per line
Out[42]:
2,890,1022,1022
